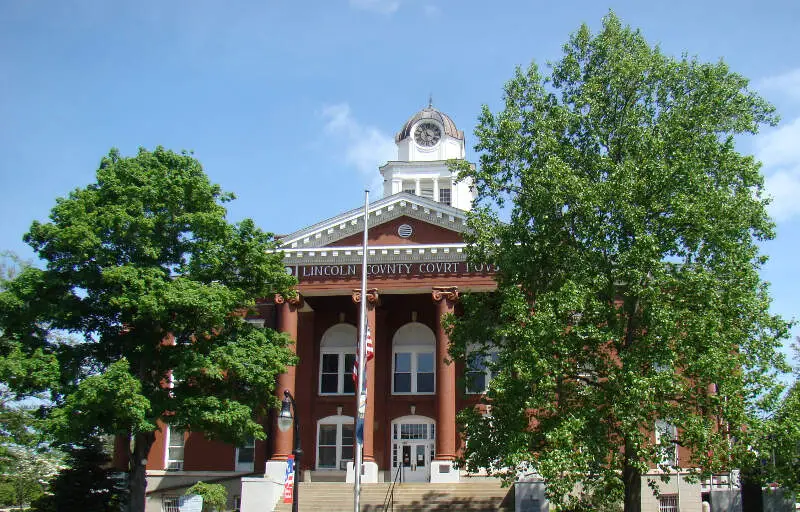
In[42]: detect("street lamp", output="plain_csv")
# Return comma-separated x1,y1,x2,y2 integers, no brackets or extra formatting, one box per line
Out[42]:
278,389,302,512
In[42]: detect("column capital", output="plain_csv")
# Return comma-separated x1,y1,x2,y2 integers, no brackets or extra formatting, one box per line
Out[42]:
352,288,380,305
432,286,459,303
274,291,303,307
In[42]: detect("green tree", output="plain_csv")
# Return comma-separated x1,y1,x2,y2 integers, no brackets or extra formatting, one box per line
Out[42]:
744,341,800,495
30,439,126,512
0,147,297,512
448,13,790,512
186,481,228,512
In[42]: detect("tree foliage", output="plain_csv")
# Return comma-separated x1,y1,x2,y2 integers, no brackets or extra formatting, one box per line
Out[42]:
186,481,228,512
744,341,800,494
0,147,297,512
448,13,790,512
30,439,125,512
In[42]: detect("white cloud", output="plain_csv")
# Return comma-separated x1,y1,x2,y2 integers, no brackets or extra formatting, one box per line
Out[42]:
757,68,800,104
756,117,800,222
349,0,400,14
321,103,396,195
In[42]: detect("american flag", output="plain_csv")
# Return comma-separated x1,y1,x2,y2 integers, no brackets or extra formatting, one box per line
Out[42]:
352,325,374,383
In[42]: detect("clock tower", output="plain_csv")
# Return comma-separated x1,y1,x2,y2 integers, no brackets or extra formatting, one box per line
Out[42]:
380,102,475,211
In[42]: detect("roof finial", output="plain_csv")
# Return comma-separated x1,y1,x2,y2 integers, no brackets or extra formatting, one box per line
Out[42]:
428,93,433,109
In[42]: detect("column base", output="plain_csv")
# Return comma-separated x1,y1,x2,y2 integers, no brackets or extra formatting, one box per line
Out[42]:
430,460,460,483
346,461,379,483
240,460,290,512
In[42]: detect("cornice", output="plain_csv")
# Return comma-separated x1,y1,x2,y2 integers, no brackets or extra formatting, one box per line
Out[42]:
279,243,468,265
279,193,467,249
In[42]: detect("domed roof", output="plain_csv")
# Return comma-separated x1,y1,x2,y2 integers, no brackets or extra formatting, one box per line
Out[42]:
396,105,464,143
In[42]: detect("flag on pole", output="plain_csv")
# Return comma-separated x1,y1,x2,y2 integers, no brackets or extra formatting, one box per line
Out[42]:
352,325,373,383
365,325,374,362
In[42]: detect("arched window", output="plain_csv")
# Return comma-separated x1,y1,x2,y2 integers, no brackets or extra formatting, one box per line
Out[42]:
319,323,357,395
316,415,355,470
392,322,435,395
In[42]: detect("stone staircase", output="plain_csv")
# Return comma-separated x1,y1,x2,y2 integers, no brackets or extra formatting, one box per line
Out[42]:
273,480,514,511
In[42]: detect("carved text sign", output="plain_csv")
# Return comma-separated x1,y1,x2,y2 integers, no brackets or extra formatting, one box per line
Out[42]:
286,261,498,280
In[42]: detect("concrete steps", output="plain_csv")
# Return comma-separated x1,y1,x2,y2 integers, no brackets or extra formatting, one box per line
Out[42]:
273,480,514,511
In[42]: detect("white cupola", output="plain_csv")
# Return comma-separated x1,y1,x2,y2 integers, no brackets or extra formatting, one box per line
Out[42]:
380,102,474,211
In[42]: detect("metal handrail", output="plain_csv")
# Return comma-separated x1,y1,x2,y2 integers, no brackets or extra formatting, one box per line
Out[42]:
381,464,404,511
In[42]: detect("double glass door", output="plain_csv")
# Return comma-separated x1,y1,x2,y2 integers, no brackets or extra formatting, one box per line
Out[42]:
392,421,435,482
400,442,433,481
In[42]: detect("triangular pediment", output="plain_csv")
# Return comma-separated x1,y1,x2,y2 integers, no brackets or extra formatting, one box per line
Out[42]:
278,192,467,250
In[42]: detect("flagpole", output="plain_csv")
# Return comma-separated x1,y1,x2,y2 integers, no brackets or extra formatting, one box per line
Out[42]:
354,189,369,512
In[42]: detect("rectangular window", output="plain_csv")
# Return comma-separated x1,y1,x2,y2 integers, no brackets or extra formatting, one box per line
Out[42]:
438,188,451,206
162,496,180,512
343,354,356,394
659,495,678,512
319,352,356,395
466,352,498,394
655,421,678,466
320,354,339,393
317,422,354,470
318,424,338,468
416,353,435,393
236,437,255,472
166,426,184,471
393,352,435,394
394,352,412,393
341,424,354,468
404,188,416,195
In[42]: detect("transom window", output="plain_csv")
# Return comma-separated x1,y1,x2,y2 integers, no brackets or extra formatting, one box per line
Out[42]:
319,324,357,395
392,323,436,395
317,415,355,470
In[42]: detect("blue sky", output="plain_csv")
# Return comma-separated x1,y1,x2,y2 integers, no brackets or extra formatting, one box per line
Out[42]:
1,0,799,361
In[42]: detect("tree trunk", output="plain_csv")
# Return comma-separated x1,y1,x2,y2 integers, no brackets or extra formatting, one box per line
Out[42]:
623,440,642,512
129,431,156,512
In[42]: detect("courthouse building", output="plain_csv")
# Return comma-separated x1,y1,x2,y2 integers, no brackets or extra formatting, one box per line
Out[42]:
143,105,728,512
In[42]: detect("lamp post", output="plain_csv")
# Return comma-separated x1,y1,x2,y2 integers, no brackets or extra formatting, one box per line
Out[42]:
278,389,302,512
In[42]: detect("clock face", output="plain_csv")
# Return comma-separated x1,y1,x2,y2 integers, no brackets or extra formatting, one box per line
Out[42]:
414,122,442,147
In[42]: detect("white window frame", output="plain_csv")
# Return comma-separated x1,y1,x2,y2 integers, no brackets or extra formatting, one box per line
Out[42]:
235,436,255,472
655,420,678,467
438,188,451,206
316,415,355,470
164,425,185,471
390,415,436,469
318,324,357,396
392,349,435,395
465,348,499,394
392,323,436,395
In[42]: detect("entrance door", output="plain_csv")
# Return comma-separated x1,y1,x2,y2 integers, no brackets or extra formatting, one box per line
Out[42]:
399,441,433,482
391,417,435,482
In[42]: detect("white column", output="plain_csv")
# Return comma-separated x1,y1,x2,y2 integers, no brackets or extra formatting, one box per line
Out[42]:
433,178,439,204
415,178,421,196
